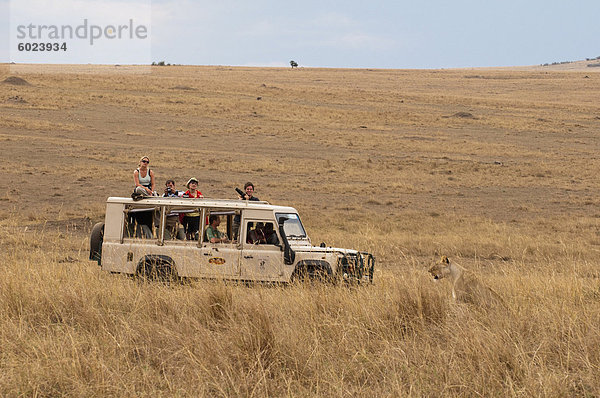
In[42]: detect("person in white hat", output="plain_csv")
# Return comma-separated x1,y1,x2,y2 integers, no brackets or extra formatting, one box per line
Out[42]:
182,177,203,239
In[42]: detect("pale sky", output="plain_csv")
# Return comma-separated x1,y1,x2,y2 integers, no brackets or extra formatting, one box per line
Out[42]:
2,0,600,68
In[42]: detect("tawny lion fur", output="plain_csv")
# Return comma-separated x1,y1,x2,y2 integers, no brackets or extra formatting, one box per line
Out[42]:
428,256,506,307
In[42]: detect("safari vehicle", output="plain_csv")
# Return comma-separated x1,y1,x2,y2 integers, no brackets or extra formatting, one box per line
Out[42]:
89,196,374,283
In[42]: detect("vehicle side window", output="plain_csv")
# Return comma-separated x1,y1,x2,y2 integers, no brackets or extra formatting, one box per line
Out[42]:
245,221,279,246
180,207,202,241
124,206,156,239
163,206,186,241
203,209,237,244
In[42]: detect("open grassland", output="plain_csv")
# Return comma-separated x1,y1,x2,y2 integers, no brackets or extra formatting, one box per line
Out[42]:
1,64,600,396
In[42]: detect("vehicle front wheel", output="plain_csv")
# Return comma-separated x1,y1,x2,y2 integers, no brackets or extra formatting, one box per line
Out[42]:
291,263,333,284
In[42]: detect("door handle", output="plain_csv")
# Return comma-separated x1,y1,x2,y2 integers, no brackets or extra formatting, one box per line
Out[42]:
203,253,211,256
244,255,253,259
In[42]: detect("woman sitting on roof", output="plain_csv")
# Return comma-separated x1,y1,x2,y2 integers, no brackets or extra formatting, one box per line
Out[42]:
133,156,155,197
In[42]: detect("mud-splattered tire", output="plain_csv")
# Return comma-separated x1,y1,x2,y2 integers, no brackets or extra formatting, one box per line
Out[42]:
137,256,179,282
89,222,104,265
291,261,333,284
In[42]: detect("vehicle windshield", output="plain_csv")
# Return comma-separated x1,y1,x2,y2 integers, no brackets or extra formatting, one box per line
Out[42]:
275,213,307,238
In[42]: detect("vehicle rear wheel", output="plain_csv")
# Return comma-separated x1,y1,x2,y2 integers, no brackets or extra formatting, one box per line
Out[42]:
89,222,104,265
137,257,178,282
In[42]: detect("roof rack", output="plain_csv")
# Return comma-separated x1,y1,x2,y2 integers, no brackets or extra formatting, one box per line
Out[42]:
106,197,295,211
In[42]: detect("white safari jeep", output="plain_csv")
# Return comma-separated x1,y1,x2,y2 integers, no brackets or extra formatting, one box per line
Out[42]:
90,197,374,283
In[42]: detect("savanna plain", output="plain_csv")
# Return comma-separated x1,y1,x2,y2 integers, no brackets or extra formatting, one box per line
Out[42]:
1,63,600,397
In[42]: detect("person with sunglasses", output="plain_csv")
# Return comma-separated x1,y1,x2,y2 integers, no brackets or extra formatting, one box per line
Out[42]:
133,156,156,198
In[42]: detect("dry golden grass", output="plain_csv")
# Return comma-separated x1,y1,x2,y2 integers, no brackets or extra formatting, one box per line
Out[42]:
1,64,600,396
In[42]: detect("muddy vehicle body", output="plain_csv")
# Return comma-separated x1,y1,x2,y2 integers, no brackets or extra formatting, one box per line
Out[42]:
90,197,374,283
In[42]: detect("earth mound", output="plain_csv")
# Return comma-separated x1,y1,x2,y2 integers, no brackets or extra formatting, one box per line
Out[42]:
2,76,31,86
452,111,475,118
442,111,477,119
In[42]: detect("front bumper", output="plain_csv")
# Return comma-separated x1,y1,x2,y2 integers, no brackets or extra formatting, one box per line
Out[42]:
338,251,375,283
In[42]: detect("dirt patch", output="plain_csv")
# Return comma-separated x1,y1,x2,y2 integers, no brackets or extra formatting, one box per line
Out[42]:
1,65,599,228
442,111,476,119
5,96,27,104
170,86,196,91
453,112,475,118
26,217,94,235
2,76,31,86
260,83,282,90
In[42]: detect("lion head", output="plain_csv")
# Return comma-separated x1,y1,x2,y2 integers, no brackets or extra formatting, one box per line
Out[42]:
428,256,452,280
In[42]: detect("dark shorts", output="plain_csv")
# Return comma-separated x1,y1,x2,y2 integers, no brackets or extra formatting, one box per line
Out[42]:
182,215,200,235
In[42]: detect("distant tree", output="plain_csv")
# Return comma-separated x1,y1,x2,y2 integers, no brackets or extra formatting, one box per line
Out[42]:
290,60,298,68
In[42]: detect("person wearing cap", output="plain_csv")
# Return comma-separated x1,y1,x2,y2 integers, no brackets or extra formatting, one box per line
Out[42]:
182,177,203,239
133,156,155,197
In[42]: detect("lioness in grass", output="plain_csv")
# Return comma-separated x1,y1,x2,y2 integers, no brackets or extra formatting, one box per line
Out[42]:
428,256,505,307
